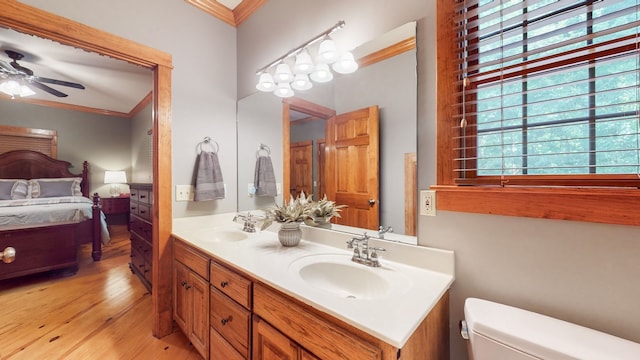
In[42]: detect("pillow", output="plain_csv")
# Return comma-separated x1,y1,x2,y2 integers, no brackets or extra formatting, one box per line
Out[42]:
0,179,29,200
29,177,83,198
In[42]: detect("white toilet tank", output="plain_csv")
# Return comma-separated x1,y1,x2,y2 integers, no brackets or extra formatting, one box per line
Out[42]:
462,298,640,360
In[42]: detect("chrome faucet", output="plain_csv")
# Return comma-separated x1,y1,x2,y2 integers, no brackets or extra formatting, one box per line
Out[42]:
378,225,393,239
346,233,386,267
233,213,257,233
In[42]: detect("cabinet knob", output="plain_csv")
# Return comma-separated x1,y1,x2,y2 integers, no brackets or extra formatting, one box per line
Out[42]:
181,281,187,287
185,284,191,290
220,281,229,288
1,246,16,264
221,316,232,326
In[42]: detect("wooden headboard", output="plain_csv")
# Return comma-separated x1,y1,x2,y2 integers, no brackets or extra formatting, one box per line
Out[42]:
0,150,90,197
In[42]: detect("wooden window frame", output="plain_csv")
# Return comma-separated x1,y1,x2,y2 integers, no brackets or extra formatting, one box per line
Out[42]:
435,0,640,227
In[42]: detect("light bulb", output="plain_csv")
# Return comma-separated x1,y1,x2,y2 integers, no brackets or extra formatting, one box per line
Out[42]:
274,82,294,98
310,63,333,83
274,63,294,83
256,73,276,92
291,73,312,91
317,38,338,63
332,51,359,74
293,51,314,74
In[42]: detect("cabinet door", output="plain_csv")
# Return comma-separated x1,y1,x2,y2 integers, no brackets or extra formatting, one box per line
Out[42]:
301,350,321,360
253,316,299,360
190,272,210,358
173,261,190,333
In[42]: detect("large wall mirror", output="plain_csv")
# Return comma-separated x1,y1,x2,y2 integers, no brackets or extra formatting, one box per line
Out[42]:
237,22,418,244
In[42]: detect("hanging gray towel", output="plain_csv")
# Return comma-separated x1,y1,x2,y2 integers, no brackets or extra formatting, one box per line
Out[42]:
194,151,225,201
254,155,277,196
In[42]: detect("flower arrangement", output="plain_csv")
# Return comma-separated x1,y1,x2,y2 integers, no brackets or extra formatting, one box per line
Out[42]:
261,191,315,230
308,194,346,225
261,192,346,230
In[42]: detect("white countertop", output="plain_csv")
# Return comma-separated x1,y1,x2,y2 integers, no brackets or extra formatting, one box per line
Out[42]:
172,213,455,348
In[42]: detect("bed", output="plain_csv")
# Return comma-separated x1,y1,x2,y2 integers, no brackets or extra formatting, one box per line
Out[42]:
0,150,109,281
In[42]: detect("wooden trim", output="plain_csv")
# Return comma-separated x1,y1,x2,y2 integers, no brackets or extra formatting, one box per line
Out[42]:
0,1,174,337
284,97,336,119
436,0,457,186
0,125,57,157
129,91,154,118
433,185,640,227
184,0,267,27
404,152,417,236
358,36,417,68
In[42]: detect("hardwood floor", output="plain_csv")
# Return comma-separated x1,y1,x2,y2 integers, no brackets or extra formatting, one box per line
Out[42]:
0,225,202,360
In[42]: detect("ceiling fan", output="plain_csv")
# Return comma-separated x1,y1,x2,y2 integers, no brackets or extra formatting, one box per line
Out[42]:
0,50,85,98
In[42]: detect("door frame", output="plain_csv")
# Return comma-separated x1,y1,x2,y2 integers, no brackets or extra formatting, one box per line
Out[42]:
282,97,335,202
0,2,174,337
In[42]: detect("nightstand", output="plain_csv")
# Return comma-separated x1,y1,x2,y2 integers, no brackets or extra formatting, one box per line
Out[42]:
101,196,130,229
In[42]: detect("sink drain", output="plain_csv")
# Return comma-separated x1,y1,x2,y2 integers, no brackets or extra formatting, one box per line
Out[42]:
346,295,357,299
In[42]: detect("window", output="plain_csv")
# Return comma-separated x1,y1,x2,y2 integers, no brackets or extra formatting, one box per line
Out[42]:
435,0,640,226
453,0,640,187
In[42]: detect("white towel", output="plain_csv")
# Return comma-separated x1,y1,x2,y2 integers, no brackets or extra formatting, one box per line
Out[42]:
254,156,277,196
194,151,225,201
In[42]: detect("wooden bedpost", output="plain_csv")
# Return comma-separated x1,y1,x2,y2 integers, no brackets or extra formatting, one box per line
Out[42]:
92,193,102,261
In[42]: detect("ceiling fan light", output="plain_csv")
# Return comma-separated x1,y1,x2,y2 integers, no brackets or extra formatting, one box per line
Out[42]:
274,63,294,83
332,51,359,74
256,73,276,92
273,82,294,98
310,63,333,83
291,73,312,91
317,38,339,64
293,51,314,74
0,79,35,98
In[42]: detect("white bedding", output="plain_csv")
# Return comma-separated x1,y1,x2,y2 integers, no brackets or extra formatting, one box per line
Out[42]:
0,196,111,244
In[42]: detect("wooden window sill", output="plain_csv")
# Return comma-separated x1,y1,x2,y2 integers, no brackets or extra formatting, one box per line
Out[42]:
431,185,640,227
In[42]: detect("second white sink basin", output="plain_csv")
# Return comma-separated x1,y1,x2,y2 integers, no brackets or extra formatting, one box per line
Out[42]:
193,228,249,243
288,254,412,300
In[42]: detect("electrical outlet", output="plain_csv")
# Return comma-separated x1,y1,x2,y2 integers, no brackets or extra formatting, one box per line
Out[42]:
420,190,436,216
175,185,194,201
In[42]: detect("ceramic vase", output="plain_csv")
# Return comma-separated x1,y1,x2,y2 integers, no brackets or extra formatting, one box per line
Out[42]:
278,222,302,247
313,217,332,229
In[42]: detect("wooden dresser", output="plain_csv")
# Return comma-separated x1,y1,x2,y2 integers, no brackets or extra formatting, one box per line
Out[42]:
128,183,153,291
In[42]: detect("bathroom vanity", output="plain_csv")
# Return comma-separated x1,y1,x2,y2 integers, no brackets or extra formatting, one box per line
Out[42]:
172,214,454,360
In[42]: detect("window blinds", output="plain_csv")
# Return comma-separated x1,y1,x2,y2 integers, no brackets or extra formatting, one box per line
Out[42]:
453,0,640,187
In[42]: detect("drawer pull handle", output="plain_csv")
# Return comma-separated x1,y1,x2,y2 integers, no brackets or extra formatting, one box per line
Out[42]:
1,246,16,264
220,281,229,288
185,284,191,290
221,316,231,326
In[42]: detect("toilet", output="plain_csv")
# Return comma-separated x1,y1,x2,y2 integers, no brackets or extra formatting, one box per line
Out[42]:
462,298,640,360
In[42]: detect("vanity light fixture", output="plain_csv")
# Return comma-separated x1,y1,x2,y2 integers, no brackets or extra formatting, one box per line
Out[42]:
255,20,358,97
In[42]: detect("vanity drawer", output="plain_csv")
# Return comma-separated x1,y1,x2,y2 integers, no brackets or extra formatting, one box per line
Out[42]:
137,189,151,204
210,325,245,360
253,283,381,360
174,239,209,280
210,287,251,358
137,203,151,221
210,261,252,309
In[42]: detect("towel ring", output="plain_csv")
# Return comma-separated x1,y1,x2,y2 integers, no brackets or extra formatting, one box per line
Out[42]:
197,137,219,154
256,143,271,158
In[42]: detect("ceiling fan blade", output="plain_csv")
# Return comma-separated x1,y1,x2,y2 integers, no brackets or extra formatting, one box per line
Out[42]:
9,60,34,76
30,80,68,97
0,60,18,74
35,76,85,89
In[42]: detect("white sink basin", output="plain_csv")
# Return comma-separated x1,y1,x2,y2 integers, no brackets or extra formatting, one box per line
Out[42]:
288,254,412,300
193,228,249,242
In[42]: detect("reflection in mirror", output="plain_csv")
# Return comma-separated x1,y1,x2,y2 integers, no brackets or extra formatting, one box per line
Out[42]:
237,22,417,244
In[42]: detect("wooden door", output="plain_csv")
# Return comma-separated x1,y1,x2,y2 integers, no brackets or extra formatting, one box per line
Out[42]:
326,106,379,230
252,316,299,360
289,140,313,199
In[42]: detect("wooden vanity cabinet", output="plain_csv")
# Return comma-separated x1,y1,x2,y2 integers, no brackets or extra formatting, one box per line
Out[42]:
253,283,450,360
173,239,210,359
172,238,449,360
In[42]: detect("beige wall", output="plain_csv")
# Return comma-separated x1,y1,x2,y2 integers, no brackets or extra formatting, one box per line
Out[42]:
0,100,131,197
19,1,640,359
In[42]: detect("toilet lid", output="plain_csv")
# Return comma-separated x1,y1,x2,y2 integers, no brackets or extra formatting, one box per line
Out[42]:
464,298,640,360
